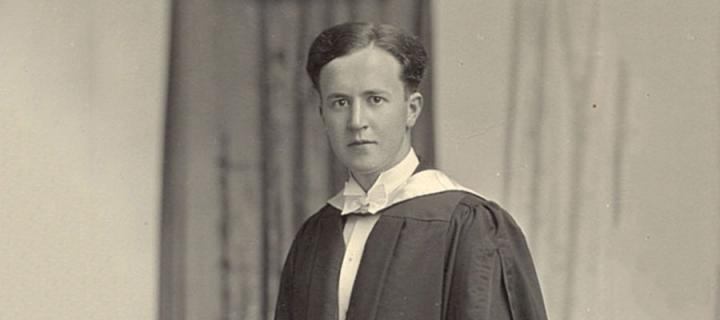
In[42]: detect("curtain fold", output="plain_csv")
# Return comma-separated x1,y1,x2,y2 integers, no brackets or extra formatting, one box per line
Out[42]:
493,1,629,319
159,1,434,319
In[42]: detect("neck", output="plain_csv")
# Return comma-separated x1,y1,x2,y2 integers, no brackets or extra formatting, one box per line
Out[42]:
350,143,412,192
351,172,380,192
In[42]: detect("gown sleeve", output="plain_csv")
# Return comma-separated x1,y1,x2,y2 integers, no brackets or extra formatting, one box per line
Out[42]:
275,214,315,320
275,226,299,320
444,197,548,320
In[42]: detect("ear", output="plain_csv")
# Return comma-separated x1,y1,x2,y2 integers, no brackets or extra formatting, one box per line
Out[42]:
316,88,326,123
405,92,423,128
318,104,327,127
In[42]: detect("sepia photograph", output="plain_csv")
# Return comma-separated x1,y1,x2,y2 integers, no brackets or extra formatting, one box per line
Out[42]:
1,0,719,319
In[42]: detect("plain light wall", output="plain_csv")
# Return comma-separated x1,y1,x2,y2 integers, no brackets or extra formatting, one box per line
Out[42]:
434,1,720,319
1,1,168,319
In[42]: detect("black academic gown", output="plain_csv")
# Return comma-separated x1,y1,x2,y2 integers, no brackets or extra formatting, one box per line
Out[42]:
275,188,547,320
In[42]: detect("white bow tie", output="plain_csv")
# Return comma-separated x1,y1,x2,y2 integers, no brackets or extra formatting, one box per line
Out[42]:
341,183,388,215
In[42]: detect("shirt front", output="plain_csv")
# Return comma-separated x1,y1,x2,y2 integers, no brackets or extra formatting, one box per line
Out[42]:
332,148,419,320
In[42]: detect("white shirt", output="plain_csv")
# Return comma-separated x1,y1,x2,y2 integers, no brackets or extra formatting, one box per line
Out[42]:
332,149,419,320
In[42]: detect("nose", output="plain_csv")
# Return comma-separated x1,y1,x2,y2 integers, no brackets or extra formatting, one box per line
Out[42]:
348,102,368,131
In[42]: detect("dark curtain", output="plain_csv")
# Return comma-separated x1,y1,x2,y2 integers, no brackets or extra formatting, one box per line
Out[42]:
159,1,434,319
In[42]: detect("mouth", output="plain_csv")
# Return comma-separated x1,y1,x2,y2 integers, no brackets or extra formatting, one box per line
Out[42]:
347,140,376,147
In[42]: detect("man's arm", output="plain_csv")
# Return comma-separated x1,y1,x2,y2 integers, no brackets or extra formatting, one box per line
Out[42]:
444,198,548,320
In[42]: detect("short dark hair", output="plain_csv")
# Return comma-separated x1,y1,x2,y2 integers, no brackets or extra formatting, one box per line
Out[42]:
306,22,427,94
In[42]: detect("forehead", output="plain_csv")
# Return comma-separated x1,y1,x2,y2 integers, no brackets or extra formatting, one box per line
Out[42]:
318,47,404,95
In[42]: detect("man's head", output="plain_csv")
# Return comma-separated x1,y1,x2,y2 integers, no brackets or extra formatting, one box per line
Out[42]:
306,22,427,184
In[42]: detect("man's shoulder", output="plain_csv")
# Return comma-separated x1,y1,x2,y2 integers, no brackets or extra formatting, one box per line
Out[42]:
288,203,340,242
381,189,489,222
303,203,340,223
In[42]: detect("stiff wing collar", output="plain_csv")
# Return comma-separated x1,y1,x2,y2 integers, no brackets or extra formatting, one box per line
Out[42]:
340,181,387,215
335,149,419,215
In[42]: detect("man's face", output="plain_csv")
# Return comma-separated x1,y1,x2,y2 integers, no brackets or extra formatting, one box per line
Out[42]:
318,46,422,177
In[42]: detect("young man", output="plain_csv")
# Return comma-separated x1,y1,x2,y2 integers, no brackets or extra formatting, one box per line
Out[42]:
275,22,547,320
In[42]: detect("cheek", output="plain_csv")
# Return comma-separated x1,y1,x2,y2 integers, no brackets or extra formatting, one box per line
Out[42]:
385,108,410,131
324,122,346,143
322,113,342,131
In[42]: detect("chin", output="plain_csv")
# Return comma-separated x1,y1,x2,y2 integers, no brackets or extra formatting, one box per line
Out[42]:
345,159,381,176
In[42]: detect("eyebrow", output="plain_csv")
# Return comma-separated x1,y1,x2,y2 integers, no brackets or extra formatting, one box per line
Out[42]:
324,89,393,101
325,93,350,100
363,89,391,96
326,90,391,97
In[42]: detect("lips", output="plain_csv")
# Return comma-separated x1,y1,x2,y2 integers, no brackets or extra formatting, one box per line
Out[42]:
348,140,376,147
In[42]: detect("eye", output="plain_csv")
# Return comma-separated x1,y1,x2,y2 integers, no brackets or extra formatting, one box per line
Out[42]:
368,96,386,105
331,98,350,108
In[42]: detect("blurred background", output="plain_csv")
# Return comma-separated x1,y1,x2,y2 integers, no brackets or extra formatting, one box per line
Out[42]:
2,1,719,319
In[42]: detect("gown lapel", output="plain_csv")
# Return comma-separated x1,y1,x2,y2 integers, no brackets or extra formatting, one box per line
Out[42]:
344,216,406,320
306,212,346,320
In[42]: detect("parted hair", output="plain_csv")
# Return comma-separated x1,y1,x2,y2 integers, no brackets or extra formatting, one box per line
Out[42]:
306,22,428,94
